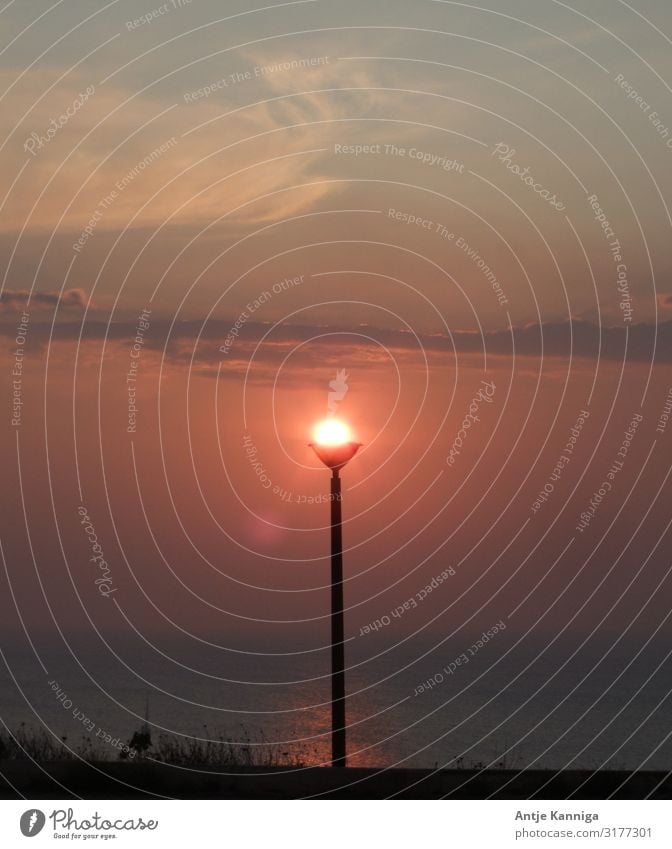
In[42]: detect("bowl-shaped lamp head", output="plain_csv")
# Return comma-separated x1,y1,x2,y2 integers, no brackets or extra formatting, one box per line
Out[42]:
310,418,361,471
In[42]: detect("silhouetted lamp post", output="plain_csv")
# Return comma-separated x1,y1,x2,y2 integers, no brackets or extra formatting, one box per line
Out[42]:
310,419,361,768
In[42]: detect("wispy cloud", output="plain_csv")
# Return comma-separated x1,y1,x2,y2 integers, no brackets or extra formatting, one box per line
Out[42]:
1,317,668,379
0,287,89,312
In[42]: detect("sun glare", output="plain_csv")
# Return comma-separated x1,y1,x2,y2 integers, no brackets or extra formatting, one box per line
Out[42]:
313,418,352,445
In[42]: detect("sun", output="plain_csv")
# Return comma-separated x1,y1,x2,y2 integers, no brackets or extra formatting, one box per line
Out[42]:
312,418,352,446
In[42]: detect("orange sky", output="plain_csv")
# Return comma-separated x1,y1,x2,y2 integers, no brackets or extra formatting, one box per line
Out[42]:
2,0,672,668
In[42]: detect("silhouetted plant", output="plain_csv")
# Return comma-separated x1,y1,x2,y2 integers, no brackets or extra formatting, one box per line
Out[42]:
0,723,312,767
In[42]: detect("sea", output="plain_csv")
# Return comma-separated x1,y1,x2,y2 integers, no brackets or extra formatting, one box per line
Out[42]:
2,632,671,772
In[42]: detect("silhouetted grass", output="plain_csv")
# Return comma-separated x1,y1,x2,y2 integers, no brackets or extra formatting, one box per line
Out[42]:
149,725,314,767
0,723,316,767
0,723,79,761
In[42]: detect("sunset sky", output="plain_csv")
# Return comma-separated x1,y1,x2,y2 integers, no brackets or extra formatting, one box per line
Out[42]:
1,0,672,770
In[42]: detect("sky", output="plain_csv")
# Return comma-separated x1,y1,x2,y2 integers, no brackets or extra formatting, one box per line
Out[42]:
1,0,672,767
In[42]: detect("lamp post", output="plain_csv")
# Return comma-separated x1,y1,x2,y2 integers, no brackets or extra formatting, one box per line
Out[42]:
310,419,361,768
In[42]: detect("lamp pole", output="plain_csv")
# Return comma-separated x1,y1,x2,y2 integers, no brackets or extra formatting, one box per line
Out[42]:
309,431,361,768
330,468,346,767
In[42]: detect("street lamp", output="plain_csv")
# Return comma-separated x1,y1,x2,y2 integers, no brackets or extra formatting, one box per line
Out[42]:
310,418,361,768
